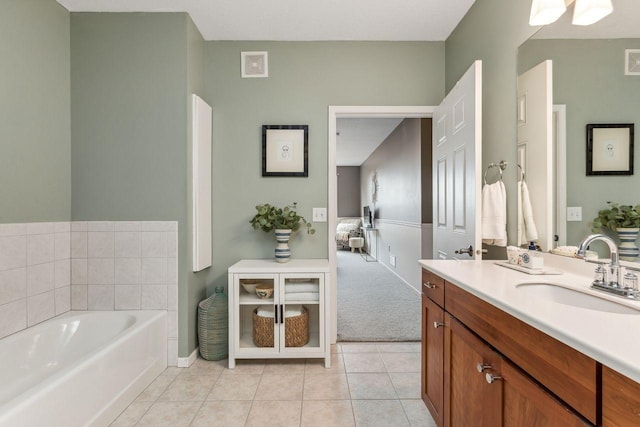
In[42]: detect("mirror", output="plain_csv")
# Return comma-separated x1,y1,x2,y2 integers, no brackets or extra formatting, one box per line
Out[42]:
517,0,640,258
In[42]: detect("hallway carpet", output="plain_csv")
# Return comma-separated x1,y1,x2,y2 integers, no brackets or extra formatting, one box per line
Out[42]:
337,250,421,342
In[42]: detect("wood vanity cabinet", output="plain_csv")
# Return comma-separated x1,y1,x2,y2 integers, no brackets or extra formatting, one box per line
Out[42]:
422,269,594,427
602,366,640,426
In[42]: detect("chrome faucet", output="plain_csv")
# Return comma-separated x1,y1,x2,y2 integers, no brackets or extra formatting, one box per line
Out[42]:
577,234,622,287
578,233,639,299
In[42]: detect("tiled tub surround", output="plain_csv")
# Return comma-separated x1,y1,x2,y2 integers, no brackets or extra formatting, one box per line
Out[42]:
0,221,179,365
0,310,166,427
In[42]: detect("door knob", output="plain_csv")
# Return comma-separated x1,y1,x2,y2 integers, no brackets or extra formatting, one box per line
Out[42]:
455,245,473,257
476,363,492,373
485,373,502,384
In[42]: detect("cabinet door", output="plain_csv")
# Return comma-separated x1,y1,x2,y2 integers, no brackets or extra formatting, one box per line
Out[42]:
233,274,280,355
502,359,589,427
422,294,445,426
279,273,324,354
602,365,640,426
445,315,502,427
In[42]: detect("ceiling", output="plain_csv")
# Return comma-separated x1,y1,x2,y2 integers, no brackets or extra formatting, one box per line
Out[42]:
56,0,476,41
336,118,403,166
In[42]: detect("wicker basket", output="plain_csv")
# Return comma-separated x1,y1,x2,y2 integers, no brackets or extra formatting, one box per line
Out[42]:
197,287,228,361
253,306,309,347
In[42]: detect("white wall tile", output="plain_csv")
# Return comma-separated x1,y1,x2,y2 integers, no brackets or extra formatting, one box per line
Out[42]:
141,258,167,284
167,284,178,311
54,222,71,233
88,258,114,285
27,233,55,266
114,222,141,232
71,222,88,232
27,222,55,235
88,284,115,310
167,310,178,339
27,290,55,326
141,284,167,310
54,232,71,260
140,232,167,258
88,232,114,258
71,258,87,285
140,221,176,232
0,268,27,305
167,258,178,284
115,285,141,310
55,259,70,288
0,299,27,339
55,286,71,315
0,223,27,237
167,232,177,258
168,338,178,367
0,235,27,271
115,232,140,258
114,258,141,285
71,231,88,258
27,262,55,296
71,284,87,310
87,221,114,232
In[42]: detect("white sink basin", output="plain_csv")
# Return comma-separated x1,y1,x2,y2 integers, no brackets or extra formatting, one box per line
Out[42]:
515,283,640,314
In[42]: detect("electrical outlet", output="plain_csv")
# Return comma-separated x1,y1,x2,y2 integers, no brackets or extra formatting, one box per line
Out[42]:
390,255,396,267
567,206,582,222
312,207,327,222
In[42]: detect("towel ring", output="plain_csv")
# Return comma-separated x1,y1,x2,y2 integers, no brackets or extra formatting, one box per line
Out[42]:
483,163,503,185
517,164,525,182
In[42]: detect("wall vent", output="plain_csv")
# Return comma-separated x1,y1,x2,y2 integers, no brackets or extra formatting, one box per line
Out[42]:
241,51,268,78
625,49,640,75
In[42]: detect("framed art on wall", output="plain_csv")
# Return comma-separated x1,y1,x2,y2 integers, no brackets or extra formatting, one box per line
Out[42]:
262,125,309,177
586,123,634,176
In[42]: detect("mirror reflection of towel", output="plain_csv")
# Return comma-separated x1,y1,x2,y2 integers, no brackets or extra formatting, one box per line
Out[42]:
518,181,538,245
482,181,507,246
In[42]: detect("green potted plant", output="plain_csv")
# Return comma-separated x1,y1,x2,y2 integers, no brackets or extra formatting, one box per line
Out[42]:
592,202,640,261
250,203,315,262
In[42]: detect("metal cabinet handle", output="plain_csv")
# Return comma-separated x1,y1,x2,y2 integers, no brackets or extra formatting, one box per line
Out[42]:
476,363,492,373
433,321,445,329
424,281,436,289
485,373,502,384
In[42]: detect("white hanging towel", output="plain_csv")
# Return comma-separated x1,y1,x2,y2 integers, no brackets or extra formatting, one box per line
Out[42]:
481,180,508,246
517,180,538,245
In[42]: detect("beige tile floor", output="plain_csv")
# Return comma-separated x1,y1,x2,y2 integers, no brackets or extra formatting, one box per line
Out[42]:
110,342,437,427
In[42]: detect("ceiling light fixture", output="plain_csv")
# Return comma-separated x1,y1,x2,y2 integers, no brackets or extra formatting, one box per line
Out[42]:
572,0,613,25
529,0,614,26
529,0,567,26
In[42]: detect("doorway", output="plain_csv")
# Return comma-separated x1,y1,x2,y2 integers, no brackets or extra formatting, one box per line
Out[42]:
328,106,435,343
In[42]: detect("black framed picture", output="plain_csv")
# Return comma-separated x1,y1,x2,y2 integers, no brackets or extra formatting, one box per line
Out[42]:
586,123,634,176
262,125,309,177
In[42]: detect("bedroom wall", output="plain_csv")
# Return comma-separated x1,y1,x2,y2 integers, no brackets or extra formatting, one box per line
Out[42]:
360,118,423,291
337,166,361,218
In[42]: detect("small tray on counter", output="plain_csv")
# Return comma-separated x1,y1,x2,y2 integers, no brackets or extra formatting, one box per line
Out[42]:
495,261,563,275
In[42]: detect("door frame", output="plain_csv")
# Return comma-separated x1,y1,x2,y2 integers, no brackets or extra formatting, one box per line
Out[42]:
328,105,435,343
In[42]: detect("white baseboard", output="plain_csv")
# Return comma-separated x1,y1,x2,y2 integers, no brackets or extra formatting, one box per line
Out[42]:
177,347,199,368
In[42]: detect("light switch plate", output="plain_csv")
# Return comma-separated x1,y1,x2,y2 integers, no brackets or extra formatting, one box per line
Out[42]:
312,207,327,222
567,206,582,222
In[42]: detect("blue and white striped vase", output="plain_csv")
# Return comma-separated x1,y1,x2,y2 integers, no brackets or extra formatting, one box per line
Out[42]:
274,229,292,263
616,228,640,262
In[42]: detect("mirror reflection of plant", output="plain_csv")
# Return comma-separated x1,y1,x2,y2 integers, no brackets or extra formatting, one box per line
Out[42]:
592,202,640,232
249,202,315,234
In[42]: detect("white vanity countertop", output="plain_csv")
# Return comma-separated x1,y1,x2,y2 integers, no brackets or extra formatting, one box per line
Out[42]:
418,258,640,383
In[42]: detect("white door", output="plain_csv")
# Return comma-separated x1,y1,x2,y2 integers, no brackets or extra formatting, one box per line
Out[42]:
432,61,482,260
517,60,553,251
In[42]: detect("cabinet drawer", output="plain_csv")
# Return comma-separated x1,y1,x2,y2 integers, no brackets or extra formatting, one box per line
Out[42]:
445,282,598,425
422,269,445,307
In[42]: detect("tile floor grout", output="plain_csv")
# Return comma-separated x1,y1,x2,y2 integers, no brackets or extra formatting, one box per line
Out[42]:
110,342,436,426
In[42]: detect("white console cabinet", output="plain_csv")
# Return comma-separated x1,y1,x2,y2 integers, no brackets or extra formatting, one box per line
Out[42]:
227,259,330,368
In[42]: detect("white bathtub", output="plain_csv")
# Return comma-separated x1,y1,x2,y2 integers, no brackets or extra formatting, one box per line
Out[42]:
0,310,167,427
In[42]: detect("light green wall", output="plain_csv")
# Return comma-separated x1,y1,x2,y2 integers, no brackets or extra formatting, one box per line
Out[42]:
0,0,70,223
204,41,445,290
519,38,640,246
71,12,209,356
445,0,537,247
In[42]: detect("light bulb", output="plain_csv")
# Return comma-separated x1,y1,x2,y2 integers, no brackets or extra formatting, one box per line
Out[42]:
572,0,613,26
529,0,567,26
